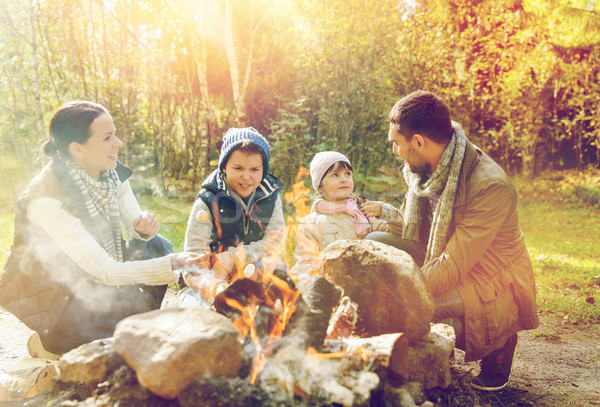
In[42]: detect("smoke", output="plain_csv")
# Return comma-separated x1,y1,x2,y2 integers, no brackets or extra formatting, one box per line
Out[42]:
14,223,162,338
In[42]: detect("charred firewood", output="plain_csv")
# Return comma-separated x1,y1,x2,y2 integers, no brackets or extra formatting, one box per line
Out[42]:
326,296,358,339
279,276,342,351
213,279,265,318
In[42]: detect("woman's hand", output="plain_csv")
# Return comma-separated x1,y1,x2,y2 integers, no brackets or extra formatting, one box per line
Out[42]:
170,251,211,271
133,211,160,239
361,200,382,218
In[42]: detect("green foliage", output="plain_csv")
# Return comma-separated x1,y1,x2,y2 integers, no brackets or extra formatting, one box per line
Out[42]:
135,187,197,253
568,184,600,208
1,0,600,181
0,211,15,268
0,155,34,210
524,0,600,47
514,168,600,208
353,172,406,207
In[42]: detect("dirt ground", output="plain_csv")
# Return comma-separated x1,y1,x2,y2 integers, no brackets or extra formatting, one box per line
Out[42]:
451,314,600,406
1,289,599,407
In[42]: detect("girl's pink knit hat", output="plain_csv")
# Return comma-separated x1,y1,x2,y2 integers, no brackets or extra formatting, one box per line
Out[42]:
309,151,351,191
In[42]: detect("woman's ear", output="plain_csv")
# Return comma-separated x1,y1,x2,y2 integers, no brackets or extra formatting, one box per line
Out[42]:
68,141,83,158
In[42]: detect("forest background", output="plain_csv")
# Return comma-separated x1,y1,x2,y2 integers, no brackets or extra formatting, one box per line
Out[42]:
0,0,599,322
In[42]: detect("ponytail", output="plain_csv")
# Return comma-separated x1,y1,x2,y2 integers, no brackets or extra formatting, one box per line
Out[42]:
42,138,59,158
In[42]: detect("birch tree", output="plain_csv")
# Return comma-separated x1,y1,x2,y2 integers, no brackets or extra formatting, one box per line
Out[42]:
223,0,269,125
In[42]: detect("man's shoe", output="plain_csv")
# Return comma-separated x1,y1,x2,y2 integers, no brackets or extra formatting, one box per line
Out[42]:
26,333,60,361
471,333,518,391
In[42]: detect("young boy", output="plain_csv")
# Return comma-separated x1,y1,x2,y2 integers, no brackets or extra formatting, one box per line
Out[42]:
182,127,286,304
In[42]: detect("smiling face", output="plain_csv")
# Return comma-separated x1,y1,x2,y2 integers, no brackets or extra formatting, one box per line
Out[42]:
223,150,264,198
388,123,431,174
69,113,123,179
318,162,354,202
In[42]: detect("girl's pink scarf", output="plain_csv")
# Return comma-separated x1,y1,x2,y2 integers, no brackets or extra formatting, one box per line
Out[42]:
315,197,370,236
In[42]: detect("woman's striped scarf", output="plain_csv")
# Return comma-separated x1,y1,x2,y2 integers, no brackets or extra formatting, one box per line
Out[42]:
66,160,123,261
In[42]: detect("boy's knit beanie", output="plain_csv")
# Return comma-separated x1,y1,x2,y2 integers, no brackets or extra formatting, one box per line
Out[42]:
310,151,351,191
218,127,270,179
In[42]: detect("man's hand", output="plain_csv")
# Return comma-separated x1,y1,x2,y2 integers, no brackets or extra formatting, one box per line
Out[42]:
361,200,382,218
133,211,160,239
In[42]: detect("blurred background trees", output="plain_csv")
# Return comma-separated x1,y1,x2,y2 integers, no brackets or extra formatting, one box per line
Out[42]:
1,0,599,203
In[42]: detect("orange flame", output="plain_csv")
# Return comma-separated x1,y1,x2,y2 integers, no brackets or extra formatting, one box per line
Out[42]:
223,272,302,383
248,273,302,382
224,297,258,339
266,273,302,339
353,346,373,363
283,167,312,263
224,296,266,384
219,168,312,383
306,347,348,360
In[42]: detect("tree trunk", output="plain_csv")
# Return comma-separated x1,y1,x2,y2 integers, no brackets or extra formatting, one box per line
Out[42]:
28,0,45,167
194,30,218,160
224,0,263,126
224,0,245,125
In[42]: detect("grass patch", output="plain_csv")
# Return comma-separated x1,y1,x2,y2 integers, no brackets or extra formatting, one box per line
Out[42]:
136,192,196,253
519,200,600,323
532,331,562,342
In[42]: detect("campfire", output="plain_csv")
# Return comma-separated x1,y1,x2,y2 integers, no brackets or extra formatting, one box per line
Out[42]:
64,235,451,407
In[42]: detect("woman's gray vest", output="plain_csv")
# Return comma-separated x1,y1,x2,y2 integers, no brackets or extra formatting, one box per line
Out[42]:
0,160,133,334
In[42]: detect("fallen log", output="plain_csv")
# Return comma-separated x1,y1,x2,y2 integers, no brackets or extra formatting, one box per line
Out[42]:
323,332,409,378
258,332,409,406
258,339,380,407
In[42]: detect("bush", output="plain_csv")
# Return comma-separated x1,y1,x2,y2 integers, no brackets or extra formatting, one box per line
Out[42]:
514,168,600,209
569,184,600,208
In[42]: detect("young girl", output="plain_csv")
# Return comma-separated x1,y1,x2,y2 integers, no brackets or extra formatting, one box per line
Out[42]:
0,101,206,357
290,151,392,283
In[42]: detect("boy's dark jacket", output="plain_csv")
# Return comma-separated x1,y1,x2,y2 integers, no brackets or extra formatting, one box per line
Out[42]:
196,170,284,253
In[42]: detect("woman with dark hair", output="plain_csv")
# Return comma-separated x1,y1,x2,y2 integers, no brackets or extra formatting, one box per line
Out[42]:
0,101,207,356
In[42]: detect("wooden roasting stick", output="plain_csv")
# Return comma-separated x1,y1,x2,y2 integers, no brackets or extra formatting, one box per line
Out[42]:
322,333,410,378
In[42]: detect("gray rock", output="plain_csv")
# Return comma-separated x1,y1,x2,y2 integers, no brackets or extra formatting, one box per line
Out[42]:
402,381,426,405
407,323,456,389
58,338,124,387
113,308,243,399
387,387,417,407
320,239,434,343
